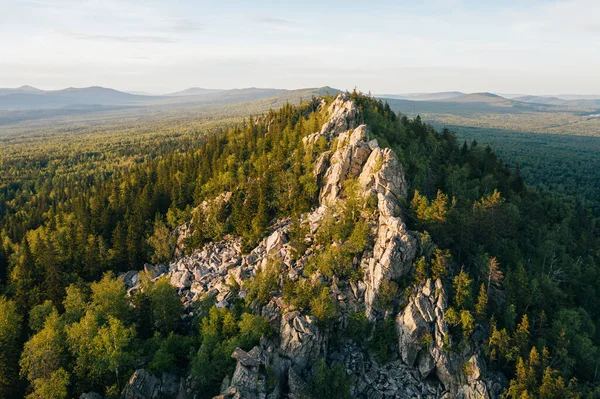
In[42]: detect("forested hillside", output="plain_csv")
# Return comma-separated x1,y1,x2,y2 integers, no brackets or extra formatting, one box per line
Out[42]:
0,93,598,399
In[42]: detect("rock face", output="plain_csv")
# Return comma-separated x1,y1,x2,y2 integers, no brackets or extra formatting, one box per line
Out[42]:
396,279,503,398
217,347,264,399
121,369,162,399
305,96,416,318
121,93,503,399
121,370,184,399
319,125,372,205
280,312,323,370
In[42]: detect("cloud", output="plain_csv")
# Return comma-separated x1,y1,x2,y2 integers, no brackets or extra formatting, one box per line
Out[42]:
258,16,293,25
161,18,203,33
57,30,177,44
254,15,305,33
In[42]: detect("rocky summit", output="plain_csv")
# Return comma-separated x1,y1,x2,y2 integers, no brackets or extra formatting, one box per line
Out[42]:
112,93,506,399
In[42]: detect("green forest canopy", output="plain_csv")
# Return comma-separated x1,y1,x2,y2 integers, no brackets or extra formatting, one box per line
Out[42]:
0,93,598,398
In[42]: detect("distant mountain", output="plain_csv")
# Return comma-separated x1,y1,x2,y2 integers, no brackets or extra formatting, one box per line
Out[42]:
126,90,156,96
514,95,600,108
441,92,511,104
378,92,465,101
0,86,343,125
0,85,44,96
167,87,223,96
514,95,567,106
147,87,342,108
0,85,342,111
555,94,600,101
0,86,158,110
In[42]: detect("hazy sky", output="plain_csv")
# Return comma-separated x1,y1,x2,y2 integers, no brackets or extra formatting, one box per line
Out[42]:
1,0,599,94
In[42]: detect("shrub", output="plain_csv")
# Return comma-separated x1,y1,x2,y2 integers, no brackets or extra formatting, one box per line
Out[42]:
306,359,352,399
346,311,372,343
375,280,399,311
369,318,397,363
309,287,337,325
245,260,281,307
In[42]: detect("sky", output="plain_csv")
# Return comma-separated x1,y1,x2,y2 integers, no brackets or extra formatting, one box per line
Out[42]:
0,0,599,95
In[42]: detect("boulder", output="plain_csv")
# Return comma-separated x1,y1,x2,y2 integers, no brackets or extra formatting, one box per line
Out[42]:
121,369,161,399
120,270,139,289
216,347,264,399
280,312,322,370
170,270,193,289
230,352,261,396
396,298,429,366
161,372,180,397
265,230,287,256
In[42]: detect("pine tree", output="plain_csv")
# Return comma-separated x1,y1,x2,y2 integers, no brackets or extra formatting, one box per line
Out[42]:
475,283,488,321
0,297,23,398
486,257,505,307
10,238,38,309
453,269,472,309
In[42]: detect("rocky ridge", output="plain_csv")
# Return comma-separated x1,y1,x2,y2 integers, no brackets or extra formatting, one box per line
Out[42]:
111,93,503,399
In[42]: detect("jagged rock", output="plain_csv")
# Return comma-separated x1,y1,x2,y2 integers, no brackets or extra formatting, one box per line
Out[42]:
287,367,309,399
176,374,197,399
265,230,287,256
280,312,322,370
126,92,504,399
396,296,429,366
394,279,500,397
120,270,139,289
466,353,486,383
417,350,436,378
313,151,331,179
216,347,264,399
144,263,168,279
80,393,103,399
319,92,359,137
319,125,372,206
170,270,193,289
232,347,260,368
364,215,416,317
173,223,192,259
161,372,180,396
456,381,491,399
121,369,161,399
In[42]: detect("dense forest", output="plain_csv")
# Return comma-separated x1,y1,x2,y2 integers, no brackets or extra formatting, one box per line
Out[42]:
0,93,599,398
444,125,600,216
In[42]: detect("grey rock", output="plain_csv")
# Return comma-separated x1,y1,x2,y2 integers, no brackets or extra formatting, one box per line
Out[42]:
121,369,161,399
161,372,180,396
280,312,322,370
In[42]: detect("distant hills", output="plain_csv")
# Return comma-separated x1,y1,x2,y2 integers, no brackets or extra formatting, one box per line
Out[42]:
166,87,223,96
2,84,598,111
0,85,341,111
514,95,600,108
378,91,600,108
439,92,512,104
0,85,45,96
0,86,153,110
0,86,342,127
377,92,465,101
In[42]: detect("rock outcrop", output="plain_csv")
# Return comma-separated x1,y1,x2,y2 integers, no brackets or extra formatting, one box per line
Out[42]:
120,92,502,399
280,311,323,370
396,279,503,398
303,95,417,318
216,348,264,399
